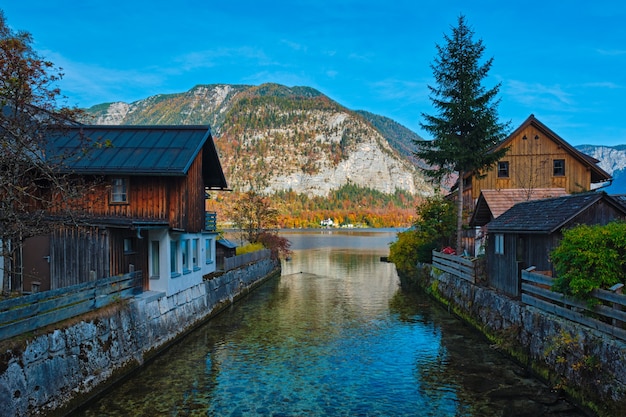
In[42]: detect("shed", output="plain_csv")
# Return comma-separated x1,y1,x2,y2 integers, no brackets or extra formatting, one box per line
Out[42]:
485,192,626,297
216,239,237,270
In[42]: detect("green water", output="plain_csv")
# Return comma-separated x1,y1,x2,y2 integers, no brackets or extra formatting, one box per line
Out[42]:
74,230,586,416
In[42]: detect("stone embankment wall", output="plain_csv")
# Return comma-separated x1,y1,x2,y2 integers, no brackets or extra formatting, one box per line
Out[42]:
408,265,626,417
0,258,280,417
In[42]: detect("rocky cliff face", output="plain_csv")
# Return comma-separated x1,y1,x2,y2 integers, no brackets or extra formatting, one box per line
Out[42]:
577,144,626,193
578,145,626,175
86,83,432,198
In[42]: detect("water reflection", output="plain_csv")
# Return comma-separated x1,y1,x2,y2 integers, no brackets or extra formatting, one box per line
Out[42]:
74,231,586,417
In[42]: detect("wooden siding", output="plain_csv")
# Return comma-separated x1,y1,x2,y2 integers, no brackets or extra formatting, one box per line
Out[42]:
50,226,110,289
168,150,206,232
487,233,520,297
472,125,593,200
50,227,150,289
573,199,626,227
53,151,206,233
108,229,149,284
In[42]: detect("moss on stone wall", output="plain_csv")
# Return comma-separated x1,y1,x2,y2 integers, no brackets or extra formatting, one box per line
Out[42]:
397,262,625,417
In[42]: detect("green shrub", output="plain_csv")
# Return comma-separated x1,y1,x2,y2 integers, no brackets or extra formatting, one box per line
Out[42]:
389,230,438,273
389,194,456,277
551,221,626,299
389,230,419,274
413,194,456,243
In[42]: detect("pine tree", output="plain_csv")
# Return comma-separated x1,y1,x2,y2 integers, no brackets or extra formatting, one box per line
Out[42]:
415,15,510,254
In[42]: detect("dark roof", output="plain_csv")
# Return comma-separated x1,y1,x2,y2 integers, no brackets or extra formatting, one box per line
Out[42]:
48,125,228,189
470,188,568,227
613,195,626,212
487,192,626,234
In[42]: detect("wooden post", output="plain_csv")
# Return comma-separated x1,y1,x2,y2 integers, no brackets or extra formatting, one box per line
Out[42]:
610,283,624,328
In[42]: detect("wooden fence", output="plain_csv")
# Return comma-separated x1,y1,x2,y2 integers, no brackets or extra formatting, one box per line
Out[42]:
224,249,271,271
521,270,626,341
432,250,477,283
0,271,142,342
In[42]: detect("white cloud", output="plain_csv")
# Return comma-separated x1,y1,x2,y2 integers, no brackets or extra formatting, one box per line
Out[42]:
370,78,430,104
597,49,626,56
280,39,307,52
174,47,273,72
505,80,575,110
42,50,166,106
581,81,622,89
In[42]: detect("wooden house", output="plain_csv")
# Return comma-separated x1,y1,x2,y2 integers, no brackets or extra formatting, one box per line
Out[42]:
21,125,228,296
468,188,569,254
484,192,626,297
459,114,612,254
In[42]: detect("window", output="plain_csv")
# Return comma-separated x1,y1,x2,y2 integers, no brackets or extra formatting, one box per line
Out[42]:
553,159,565,176
170,240,180,277
205,238,213,264
192,239,199,270
497,161,509,178
182,239,190,274
111,178,128,203
151,241,160,278
123,238,134,254
494,234,504,255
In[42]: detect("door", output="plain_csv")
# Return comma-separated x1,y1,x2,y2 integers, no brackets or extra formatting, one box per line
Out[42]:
22,235,51,293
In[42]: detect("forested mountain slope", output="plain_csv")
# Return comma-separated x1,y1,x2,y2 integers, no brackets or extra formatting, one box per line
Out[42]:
86,83,433,227
87,83,431,198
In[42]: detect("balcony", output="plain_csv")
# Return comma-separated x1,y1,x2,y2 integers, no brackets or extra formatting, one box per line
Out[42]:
205,211,217,231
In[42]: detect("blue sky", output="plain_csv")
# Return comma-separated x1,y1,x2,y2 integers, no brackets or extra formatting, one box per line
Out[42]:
3,1,625,146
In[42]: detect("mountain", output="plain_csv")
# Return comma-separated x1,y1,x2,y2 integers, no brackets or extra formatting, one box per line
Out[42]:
577,144,626,194
86,83,432,199
355,110,426,165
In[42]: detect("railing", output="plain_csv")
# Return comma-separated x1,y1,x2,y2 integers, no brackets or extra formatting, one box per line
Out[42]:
205,211,217,231
0,271,142,341
521,270,626,341
432,250,477,283
224,249,271,271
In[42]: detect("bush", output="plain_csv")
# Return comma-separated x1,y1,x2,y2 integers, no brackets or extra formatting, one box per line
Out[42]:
389,229,438,274
236,242,265,255
551,221,626,299
257,231,292,260
388,194,456,277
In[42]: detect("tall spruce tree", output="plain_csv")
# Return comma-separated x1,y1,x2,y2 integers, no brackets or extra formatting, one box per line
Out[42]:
415,15,509,254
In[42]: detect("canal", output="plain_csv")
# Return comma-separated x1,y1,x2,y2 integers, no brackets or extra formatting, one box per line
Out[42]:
74,229,588,416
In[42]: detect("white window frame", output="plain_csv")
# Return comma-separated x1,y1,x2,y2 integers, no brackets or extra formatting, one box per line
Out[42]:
192,238,199,270
150,240,160,279
170,240,180,277
205,238,213,264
